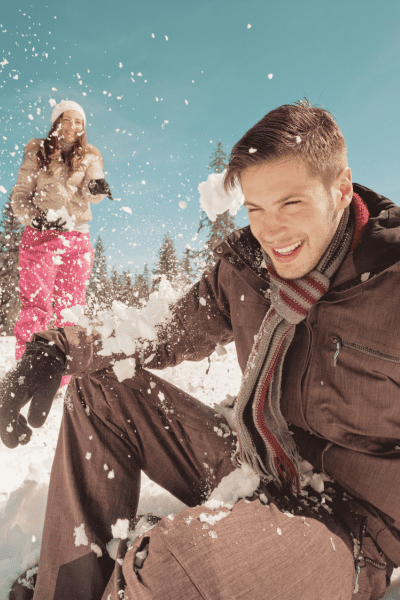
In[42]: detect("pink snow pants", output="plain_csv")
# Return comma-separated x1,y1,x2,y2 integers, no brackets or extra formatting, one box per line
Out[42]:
15,227,94,372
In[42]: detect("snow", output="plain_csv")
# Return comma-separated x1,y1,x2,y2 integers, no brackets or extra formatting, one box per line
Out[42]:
198,170,244,222
73,523,89,547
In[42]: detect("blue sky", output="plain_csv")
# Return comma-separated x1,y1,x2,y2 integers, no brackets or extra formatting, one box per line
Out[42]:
1,0,399,275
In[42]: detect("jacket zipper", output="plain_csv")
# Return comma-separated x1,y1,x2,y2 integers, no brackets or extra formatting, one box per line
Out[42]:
332,336,400,367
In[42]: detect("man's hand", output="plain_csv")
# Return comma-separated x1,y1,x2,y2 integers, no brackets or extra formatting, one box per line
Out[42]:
88,178,113,200
32,210,67,232
0,340,66,449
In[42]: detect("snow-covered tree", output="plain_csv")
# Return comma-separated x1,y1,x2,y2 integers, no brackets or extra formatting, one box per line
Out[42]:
0,199,24,335
197,141,235,267
152,232,180,290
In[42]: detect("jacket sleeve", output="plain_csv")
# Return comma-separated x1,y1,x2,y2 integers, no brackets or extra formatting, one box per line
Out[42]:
81,146,106,204
36,260,234,376
10,139,41,226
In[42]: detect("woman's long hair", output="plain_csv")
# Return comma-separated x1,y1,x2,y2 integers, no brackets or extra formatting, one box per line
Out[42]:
36,113,89,176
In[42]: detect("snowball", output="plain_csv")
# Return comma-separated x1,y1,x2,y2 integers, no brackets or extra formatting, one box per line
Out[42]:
74,523,89,546
198,170,244,222
46,206,76,231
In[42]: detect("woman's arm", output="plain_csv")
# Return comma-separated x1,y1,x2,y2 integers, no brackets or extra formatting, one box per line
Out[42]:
81,145,107,204
11,139,41,226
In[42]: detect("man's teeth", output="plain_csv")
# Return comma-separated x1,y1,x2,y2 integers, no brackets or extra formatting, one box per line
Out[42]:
274,241,302,255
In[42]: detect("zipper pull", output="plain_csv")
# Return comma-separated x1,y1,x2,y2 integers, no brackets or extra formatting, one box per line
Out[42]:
353,566,361,594
332,337,341,367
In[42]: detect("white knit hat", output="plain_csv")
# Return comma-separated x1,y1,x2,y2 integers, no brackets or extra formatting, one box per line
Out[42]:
51,100,86,126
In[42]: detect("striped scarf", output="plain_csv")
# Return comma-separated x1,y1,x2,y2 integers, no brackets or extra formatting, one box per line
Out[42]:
234,204,356,493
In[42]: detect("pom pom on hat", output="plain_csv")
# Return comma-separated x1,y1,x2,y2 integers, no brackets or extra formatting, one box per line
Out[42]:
51,100,86,126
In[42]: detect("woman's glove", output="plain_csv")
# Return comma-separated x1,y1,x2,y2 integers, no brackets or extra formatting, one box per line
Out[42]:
32,209,67,232
88,179,113,200
0,339,66,448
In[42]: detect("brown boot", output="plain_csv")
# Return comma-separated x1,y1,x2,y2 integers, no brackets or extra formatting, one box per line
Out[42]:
8,567,37,600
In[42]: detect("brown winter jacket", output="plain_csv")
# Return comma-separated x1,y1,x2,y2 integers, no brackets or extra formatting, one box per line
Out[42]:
53,183,400,569
11,139,105,228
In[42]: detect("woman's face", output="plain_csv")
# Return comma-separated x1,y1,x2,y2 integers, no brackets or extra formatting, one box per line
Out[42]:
58,110,84,144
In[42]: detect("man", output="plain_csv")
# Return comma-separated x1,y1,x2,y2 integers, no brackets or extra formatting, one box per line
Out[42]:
2,100,399,600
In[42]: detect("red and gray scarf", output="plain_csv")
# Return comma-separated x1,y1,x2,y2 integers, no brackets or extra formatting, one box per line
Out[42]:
234,195,368,493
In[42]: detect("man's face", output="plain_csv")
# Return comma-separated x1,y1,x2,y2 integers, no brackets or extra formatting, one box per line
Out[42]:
241,157,351,280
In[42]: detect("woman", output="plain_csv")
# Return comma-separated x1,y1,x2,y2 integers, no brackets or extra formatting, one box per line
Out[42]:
11,100,111,378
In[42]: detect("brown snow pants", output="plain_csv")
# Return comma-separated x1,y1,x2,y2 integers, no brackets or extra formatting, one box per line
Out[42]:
31,328,386,600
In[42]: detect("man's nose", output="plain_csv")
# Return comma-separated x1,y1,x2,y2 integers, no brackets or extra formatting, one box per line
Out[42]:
259,213,287,240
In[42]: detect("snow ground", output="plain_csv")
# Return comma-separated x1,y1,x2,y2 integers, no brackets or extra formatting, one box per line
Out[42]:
0,336,398,599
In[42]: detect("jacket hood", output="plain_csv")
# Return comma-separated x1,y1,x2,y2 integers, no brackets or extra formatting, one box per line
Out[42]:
214,184,400,295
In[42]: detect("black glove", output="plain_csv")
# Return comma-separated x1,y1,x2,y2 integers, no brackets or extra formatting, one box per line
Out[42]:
32,209,67,232
88,178,113,200
0,339,66,449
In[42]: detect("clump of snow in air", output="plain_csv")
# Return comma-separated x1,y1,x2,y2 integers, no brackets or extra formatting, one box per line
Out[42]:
49,98,57,107
121,206,132,214
249,148,257,154
0,186,7,194
198,169,244,222
268,73,273,79
62,277,182,382
46,206,76,231
247,24,252,28
179,201,187,209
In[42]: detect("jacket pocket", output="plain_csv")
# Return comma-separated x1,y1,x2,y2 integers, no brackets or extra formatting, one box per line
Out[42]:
332,336,400,367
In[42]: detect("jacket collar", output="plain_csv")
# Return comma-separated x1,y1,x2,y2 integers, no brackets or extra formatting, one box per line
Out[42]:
214,184,400,297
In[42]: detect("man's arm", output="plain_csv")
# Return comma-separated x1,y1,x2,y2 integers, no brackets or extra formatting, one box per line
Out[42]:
37,259,235,377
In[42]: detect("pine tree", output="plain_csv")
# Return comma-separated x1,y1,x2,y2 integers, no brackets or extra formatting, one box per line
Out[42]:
152,232,180,290
87,236,112,312
198,141,235,267
0,199,24,335
179,247,194,285
209,140,228,174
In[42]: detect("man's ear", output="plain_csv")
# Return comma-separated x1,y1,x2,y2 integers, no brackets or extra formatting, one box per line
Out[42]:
337,167,353,209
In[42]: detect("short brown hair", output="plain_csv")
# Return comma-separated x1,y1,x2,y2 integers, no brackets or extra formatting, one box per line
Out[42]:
224,99,347,191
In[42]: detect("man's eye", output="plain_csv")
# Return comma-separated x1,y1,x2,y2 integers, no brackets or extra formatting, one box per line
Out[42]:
284,201,300,207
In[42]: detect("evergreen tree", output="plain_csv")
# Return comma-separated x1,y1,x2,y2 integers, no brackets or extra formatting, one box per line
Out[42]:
179,247,194,285
87,236,112,312
0,199,24,335
133,263,151,304
209,140,228,174
152,232,179,290
198,141,235,267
